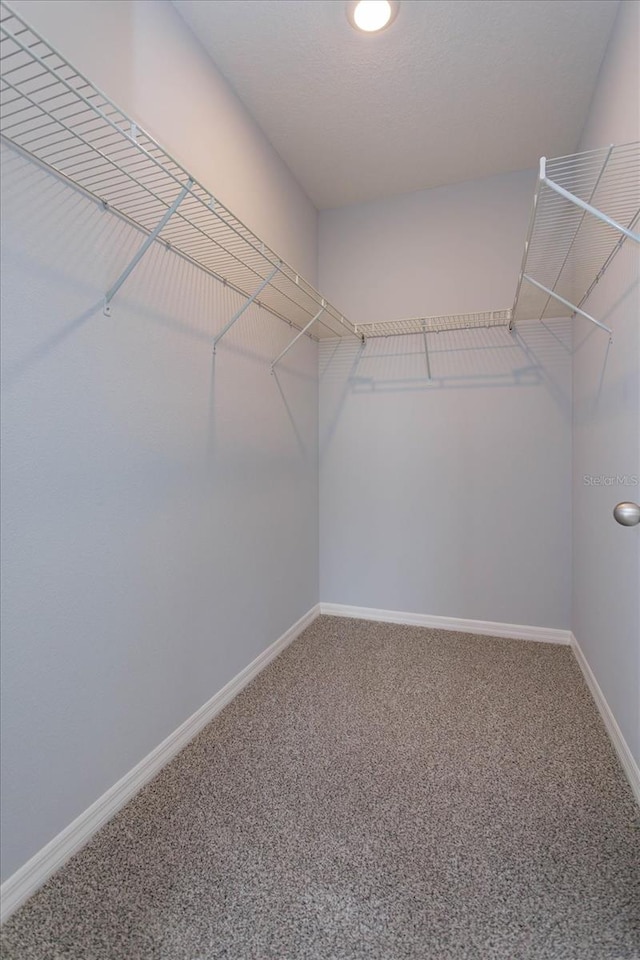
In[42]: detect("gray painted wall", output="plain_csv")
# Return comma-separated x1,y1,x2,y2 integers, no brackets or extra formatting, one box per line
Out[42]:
318,171,572,628
572,0,640,763
2,0,636,893
0,2,319,882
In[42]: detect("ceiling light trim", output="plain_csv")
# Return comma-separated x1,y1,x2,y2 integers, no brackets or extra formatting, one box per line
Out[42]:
346,0,400,35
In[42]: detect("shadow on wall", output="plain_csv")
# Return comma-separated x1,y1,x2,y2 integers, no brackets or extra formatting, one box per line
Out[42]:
1,142,318,468
572,267,639,423
319,318,573,454
1,138,324,884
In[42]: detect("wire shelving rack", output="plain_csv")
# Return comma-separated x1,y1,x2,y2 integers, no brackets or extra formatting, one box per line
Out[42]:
510,142,640,334
0,2,359,349
354,311,513,379
353,142,639,345
356,310,512,338
1,1,638,357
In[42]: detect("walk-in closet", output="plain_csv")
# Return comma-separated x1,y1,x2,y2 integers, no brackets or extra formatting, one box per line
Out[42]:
1,1,639,956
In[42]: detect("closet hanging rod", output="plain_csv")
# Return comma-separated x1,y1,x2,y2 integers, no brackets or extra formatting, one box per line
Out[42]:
0,2,358,343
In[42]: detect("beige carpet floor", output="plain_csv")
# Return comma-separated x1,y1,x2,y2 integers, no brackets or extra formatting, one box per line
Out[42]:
2,615,639,959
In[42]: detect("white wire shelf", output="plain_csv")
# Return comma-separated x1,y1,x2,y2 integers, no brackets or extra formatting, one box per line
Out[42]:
355,311,513,380
2,2,637,352
0,2,358,343
511,142,640,333
356,310,512,338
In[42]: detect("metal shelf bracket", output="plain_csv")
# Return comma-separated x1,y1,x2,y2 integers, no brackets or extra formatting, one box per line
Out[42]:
103,178,193,316
213,264,280,354
542,161,640,244
421,321,432,379
522,274,612,334
271,305,325,373
0,4,356,343
3,8,637,356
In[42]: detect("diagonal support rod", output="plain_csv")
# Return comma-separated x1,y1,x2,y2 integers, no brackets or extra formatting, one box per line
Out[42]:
537,146,613,324
421,322,432,379
509,173,543,332
576,208,640,313
271,307,324,373
103,178,193,314
523,274,612,334
542,174,640,243
213,264,280,353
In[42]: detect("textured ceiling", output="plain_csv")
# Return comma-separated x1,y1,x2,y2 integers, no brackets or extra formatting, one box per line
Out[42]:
172,0,619,209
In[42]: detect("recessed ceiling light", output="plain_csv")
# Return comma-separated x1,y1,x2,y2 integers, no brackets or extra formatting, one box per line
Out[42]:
347,0,399,34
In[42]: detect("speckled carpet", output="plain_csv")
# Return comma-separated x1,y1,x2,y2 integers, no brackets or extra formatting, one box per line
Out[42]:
2,616,639,959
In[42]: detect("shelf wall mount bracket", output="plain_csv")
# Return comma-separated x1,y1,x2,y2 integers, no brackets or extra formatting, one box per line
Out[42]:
541,160,640,244
522,274,612,334
509,166,543,332
212,264,281,354
421,321,432,379
271,305,325,373
103,178,194,317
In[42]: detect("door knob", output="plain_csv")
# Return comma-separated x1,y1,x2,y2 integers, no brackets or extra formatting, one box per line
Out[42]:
613,502,640,526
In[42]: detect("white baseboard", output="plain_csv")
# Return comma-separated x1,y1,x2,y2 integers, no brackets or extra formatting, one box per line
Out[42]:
0,604,320,924
570,633,640,805
319,603,571,645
